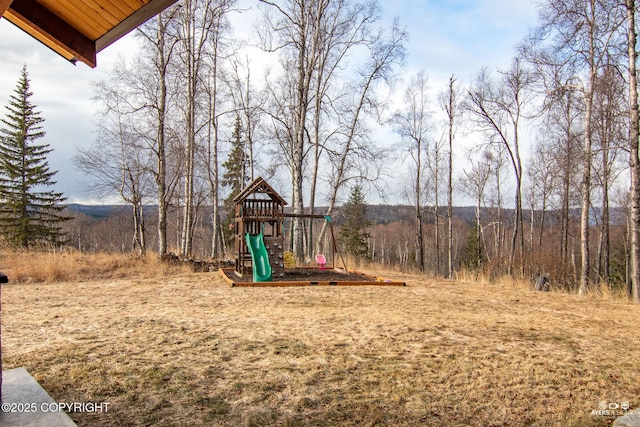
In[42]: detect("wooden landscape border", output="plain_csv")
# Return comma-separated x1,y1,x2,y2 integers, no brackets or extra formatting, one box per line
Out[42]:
219,268,407,287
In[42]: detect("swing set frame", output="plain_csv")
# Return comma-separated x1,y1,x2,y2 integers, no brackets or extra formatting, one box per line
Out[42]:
226,177,405,287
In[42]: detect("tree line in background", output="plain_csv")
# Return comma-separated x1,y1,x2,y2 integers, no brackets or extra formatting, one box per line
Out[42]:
4,0,640,301
73,0,406,265
61,0,640,302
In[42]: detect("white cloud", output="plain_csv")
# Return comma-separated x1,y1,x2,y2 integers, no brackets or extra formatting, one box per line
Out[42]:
0,20,139,202
384,0,538,88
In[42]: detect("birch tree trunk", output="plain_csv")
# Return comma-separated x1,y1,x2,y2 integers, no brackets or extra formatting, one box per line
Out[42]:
415,146,425,272
442,75,458,279
180,0,196,258
290,0,322,260
178,0,216,258
627,0,640,302
578,0,597,294
560,94,575,266
205,5,232,259
207,60,224,259
151,11,176,257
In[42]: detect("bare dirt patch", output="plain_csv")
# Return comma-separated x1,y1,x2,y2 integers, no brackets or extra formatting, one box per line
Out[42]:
2,271,640,426
224,267,379,283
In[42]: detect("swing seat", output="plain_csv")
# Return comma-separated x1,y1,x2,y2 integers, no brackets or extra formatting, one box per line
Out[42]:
315,254,326,270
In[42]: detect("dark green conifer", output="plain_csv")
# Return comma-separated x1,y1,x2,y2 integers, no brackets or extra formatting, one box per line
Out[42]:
0,65,69,249
461,219,485,270
221,115,249,241
339,184,371,257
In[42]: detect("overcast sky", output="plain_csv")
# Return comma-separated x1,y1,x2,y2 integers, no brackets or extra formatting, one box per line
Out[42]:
0,0,538,204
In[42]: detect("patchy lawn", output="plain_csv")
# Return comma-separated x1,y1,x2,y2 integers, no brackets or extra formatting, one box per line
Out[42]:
2,270,639,426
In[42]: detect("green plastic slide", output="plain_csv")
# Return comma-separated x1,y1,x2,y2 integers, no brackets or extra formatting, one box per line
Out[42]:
245,233,272,282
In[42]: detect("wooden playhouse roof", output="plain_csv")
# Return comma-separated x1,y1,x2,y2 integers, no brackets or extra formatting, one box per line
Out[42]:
233,177,287,206
0,0,178,68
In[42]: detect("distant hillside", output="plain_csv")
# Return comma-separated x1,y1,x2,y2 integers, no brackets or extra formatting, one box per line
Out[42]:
66,204,125,219
65,203,623,227
66,204,166,219
64,203,480,226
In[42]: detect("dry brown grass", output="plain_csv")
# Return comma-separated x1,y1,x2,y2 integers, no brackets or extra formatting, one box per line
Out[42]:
2,254,640,426
0,250,194,283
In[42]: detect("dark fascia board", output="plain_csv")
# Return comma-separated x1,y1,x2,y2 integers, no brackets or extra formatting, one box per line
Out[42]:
7,0,96,67
95,0,179,52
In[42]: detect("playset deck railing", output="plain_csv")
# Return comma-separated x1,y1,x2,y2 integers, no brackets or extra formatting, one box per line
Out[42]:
238,199,284,219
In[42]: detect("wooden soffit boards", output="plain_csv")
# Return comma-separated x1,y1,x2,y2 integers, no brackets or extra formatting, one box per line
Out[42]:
0,0,13,16
1,0,178,68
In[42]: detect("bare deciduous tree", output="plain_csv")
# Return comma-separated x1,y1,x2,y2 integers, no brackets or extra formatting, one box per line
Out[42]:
177,0,224,258
531,0,624,292
76,79,153,255
137,7,182,256
392,71,431,272
440,74,461,278
258,0,404,260
626,0,640,301
201,0,236,259
258,0,324,259
526,141,556,252
461,152,493,268
316,20,406,257
591,62,626,286
466,59,536,276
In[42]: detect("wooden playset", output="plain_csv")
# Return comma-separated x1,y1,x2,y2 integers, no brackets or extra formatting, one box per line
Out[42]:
232,177,286,280
223,177,405,287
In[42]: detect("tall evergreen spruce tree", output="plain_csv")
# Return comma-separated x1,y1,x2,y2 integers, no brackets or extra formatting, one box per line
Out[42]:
339,184,371,257
222,116,249,199
221,115,249,241
0,66,68,249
